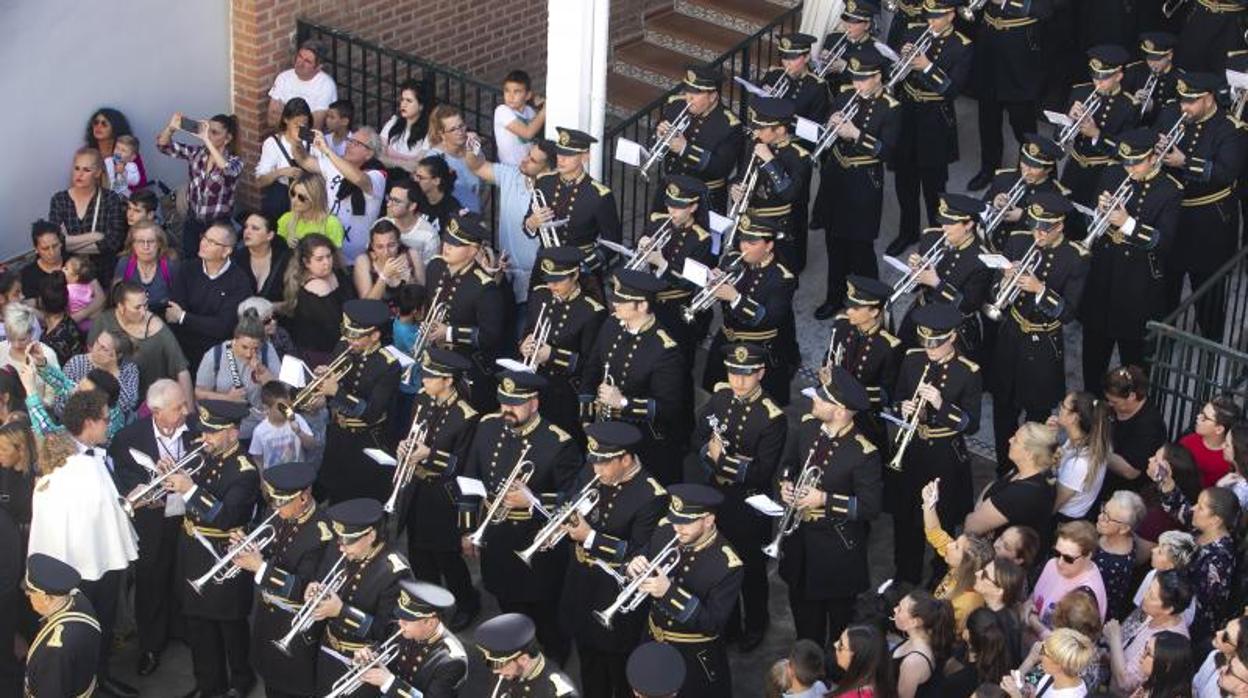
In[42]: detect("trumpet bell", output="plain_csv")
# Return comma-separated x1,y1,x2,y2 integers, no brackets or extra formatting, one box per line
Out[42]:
983,304,1002,322
593,609,616,629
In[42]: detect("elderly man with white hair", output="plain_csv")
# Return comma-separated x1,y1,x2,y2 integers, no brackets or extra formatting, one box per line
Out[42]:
106,378,195,677
297,126,388,263
0,303,59,406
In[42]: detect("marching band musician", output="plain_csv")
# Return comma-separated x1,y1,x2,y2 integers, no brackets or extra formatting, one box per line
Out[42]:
458,370,581,665
729,97,812,271
521,246,608,441
625,178,712,372
978,134,1068,251
1122,33,1179,126
889,302,982,585
425,212,507,412
580,270,688,486
817,0,882,95
558,421,667,698
230,461,333,698
700,215,799,407
399,348,482,631
476,613,578,698
1174,0,1246,72
887,0,927,51
812,46,902,321
964,0,1054,193
779,367,882,648
352,580,469,698
821,276,903,447
311,498,414,698
989,193,1090,471
1158,73,1248,340
649,65,744,214
162,399,260,698
1079,129,1182,394
625,641,687,698
759,33,830,120
895,193,995,358
627,484,743,698
693,343,787,652
1058,45,1139,238
886,0,974,258
525,127,622,295
23,554,100,698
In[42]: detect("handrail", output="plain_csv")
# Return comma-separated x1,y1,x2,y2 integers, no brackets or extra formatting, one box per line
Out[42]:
601,3,805,242
1146,319,1248,440
1149,244,1248,338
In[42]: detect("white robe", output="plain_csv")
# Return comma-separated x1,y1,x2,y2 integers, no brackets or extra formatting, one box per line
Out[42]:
28,453,138,581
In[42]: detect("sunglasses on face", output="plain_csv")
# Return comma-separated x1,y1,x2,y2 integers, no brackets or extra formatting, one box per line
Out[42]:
1053,548,1084,564
290,191,309,202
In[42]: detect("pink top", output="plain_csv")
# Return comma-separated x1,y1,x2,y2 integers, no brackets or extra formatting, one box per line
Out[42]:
1030,558,1109,627
67,282,93,315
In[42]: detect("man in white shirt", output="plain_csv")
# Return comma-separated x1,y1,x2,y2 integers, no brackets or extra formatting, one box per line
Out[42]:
389,179,441,268
267,39,339,130
297,128,387,264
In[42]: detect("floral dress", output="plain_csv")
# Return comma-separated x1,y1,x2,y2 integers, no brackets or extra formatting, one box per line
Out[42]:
1160,487,1236,644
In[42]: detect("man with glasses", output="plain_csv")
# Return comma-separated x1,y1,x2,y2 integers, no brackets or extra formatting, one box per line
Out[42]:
294,128,387,263
166,219,252,371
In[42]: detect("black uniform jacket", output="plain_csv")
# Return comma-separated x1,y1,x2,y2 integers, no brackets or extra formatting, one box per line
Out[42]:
24,592,100,698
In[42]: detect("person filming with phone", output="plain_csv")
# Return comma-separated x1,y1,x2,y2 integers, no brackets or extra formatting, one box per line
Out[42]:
156,111,244,258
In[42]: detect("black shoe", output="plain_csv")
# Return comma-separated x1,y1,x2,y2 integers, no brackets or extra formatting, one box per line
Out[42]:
137,650,160,677
967,170,994,191
738,628,767,652
450,605,480,631
98,677,140,698
885,236,917,258
814,302,839,320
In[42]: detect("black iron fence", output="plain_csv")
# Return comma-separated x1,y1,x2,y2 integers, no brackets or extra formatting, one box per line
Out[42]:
1149,244,1248,352
1146,321,1248,440
296,20,503,236
601,4,805,243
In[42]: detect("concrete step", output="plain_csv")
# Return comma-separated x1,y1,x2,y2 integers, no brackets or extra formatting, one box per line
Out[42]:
606,72,667,119
676,0,794,34
643,8,750,64
612,39,692,90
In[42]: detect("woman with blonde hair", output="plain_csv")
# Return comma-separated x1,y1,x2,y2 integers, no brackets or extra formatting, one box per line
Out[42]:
0,418,37,533
922,479,995,631
964,422,1060,541
276,170,345,250
1050,390,1113,520
47,147,127,281
1004,627,1099,697
427,104,482,213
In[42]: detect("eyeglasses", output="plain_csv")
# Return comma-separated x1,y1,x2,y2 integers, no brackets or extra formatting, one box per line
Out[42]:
413,174,431,182
92,118,109,126
1196,411,1216,423
133,239,158,247
348,138,371,149
833,638,848,652
1053,548,1084,564
1097,506,1129,526
386,196,408,205
202,237,232,249
446,123,468,133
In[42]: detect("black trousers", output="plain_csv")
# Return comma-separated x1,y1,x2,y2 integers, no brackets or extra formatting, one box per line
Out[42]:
993,401,1054,474
79,568,123,677
977,97,1038,173
825,238,879,306
1081,328,1146,396
788,594,855,650
265,689,311,698
1166,265,1230,342
894,163,948,244
185,615,253,695
133,509,181,655
408,547,480,613
499,598,569,667
577,642,632,698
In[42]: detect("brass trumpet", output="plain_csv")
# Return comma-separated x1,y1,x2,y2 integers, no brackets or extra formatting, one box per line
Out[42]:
383,406,430,514
282,347,354,419
681,254,746,323
325,628,404,698
888,363,931,471
624,218,675,272
960,0,989,20
885,27,935,93
409,288,449,362
982,241,1043,321
522,303,553,372
1162,0,1188,17
516,475,601,565
888,238,949,305
815,33,850,81
1057,92,1102,149
723,153,761,252
981,175,1028,243
762,449,821,559
640,100,692,181
122,444,209,514
593,535,682,628
811,93,862,161
530,186,568,248
274,554,348,655
189,510,280,593
467,446,539,548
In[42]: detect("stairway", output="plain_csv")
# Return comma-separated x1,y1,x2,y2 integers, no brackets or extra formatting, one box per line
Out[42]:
606,0,801,118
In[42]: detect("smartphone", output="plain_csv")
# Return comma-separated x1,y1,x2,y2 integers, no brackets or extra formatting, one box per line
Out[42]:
298,126,314,144
179,117,203,134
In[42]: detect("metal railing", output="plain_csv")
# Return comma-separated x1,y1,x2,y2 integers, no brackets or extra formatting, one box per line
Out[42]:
1149,245,1248,350
601,4,805,243
296,20,503,239
1146,321,1248,440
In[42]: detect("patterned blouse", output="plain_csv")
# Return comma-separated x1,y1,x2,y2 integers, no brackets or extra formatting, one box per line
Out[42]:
157,139,244,221
1160,486,1236,644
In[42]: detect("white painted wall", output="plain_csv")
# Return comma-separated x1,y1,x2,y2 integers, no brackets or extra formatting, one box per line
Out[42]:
0,0,232,260
545,0,610,177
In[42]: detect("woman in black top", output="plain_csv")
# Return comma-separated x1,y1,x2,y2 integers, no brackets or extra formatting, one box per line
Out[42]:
1102,365,1169,497
21,222,66,302
964,422,1059,545
234,211,291,302
413,154,463,234
945,608,1014,697
278,233,353,367
0,419,35,532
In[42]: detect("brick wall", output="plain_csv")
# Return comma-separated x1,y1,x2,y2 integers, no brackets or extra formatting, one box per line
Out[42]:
231,0,550,204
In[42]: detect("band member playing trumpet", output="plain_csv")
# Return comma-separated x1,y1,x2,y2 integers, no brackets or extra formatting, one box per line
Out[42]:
1079,129,1181,393
779,368,882,647
886,0,973,257
458,371,581,665
161,399,259,698
989,193,1089,471
350,580,469,698
1158,73,1248,340
399,348,481,630
1059,45,1139,237
628,484,742,698
812,47,902,320
896,193,994,357
821,276,903,447
23,554,101,698
701,216,799,406
521,247,607,442
311,498,414,698
650,65,744,213
731,98,813,270
693,343,786,651
817,0,881,95
581,270,688,485
557,421,666,698
425,212,507,412
1174,0,1245,72
229,461,333,698
1122,33,1178,126
475,613,578,697
316,298,402,504
760,33,829,120
979,134,1068,252
889,302,982,585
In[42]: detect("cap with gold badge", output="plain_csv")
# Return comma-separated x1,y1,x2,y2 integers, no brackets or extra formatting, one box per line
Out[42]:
1026,191,1072,230
394,580,455,621
721,342,767,375
553,126,598,156
327,498,384,541
911,302,962,344
539,246,584,279
682,64,722,92
802,365,871,412
421,347,472,378
748,97,796,129
923,0,960,16
23,553,80,596
1116,128,1157,165
777,32,817,57
1138,32,1176,57
475,612,536,668
846,45,886,78
1087,44,1129,79
1019,133,1063,169
585,421,642,463
735,214,780,242
666,483,724,524
1177,72,1220,100
496,370,547,405
197,399,250,433
935,193,983,226
846,274,891,307
663,175,707,209
842,0,880,23
263,461,316,504
341,298,390,338
609,269,667,304
443,212,490,246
